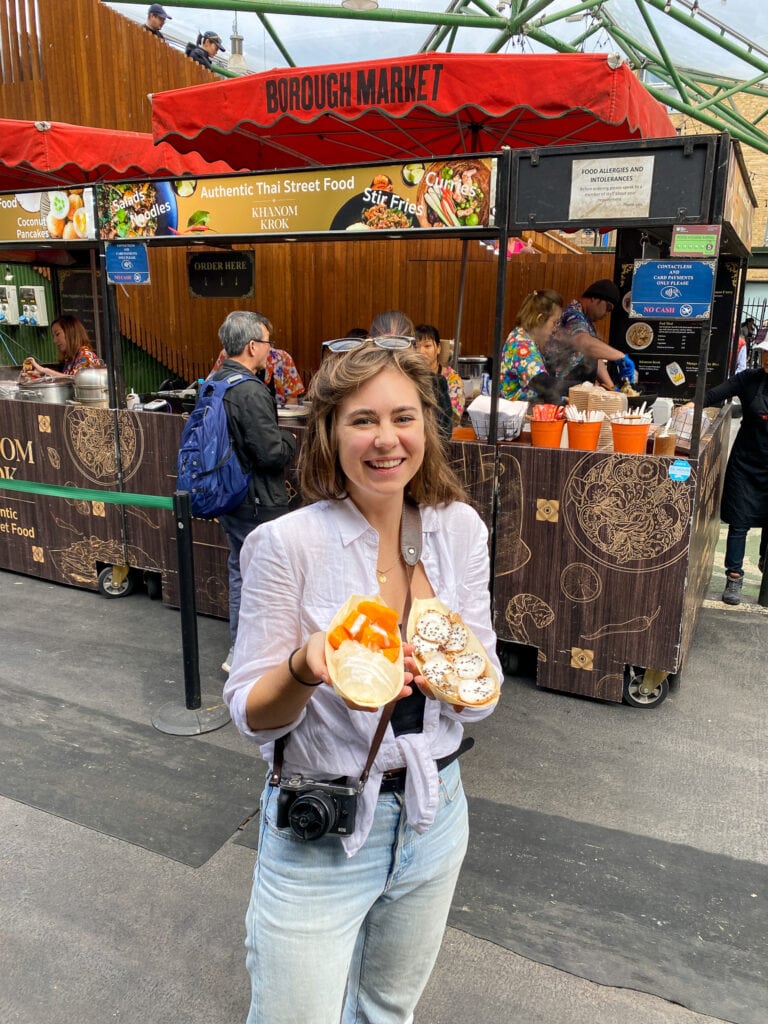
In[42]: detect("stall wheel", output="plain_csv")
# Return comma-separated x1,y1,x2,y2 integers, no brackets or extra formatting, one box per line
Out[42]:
622,666,669,709
97,565,134,599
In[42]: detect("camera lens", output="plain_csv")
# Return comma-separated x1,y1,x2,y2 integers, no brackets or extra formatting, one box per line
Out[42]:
288,791,337,841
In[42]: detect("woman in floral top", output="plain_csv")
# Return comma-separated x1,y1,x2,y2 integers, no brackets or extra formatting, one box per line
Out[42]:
415,323,465,422
499,290,563,403
26,315,103,380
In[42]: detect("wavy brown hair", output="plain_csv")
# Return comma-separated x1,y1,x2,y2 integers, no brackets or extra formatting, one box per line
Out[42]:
299,345,466,506
51,315,93,360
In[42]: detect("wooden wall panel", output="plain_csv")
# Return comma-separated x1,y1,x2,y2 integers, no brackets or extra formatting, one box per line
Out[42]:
114,242,612,386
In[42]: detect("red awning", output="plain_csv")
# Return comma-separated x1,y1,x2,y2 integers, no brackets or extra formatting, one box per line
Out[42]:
151,52,675,170
0,119,236,193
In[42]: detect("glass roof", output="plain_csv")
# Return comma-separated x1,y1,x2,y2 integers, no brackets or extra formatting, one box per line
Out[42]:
107,1,768,153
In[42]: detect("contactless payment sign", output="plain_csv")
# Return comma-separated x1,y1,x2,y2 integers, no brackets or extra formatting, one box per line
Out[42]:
105,242,150,285
630,260,716,320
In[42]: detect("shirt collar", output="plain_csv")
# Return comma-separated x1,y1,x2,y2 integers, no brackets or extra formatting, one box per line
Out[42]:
332,496,439,548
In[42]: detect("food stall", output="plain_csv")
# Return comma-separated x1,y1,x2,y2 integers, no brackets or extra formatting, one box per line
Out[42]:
0,130,754,711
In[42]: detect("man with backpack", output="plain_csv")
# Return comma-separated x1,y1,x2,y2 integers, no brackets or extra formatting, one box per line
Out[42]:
212,311,296,672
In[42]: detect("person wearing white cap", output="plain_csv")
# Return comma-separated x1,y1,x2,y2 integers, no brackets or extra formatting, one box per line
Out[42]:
143,3,172,41
702,336,768,605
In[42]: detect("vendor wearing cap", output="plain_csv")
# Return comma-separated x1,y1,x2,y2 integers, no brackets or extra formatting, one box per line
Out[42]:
143,3,171,40
186,30,226,70
543,278,626,392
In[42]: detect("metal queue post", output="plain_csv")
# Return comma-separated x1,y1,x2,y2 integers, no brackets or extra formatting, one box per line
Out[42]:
152,489,231,735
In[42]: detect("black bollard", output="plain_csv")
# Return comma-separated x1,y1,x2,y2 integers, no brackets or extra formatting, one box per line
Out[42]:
174,490,202,710
152,491,230,735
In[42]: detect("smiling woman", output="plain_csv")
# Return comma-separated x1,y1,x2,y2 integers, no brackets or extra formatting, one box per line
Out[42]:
221,338,502,1024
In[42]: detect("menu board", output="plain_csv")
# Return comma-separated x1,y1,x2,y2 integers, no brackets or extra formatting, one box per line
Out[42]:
94,159,497,241
0,187,97,243
614,233,737,398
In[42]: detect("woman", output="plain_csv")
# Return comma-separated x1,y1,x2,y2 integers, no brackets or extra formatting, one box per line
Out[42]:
415,323,465,425
224,343,501,1024
499,289,563,402
25,315,102,380
185,30,225,70
702,337,768,605
370,311,452,440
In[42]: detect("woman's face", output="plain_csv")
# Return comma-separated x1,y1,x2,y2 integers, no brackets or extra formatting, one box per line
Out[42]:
335,366,425,511
529,307,561,346
415,335,440,373
52,323,67,355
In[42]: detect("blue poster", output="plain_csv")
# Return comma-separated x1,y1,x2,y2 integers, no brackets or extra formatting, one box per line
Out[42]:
630,260,716,320
105,242,150,285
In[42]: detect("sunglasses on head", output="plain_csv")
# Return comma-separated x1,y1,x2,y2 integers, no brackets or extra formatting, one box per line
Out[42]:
322,335,415,353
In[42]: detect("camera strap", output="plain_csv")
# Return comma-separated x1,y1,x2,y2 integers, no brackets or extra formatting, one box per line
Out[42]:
270,498,423,792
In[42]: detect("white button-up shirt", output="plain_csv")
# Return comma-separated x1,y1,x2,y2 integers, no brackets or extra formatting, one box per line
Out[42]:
224,497,501,856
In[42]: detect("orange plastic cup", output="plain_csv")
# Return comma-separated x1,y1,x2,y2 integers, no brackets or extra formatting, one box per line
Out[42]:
610,420,650,454
566,420,602,451
530,419,565,448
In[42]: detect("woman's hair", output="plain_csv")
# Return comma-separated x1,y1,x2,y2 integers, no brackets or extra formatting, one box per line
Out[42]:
344,327,368,340
414,323,440,347
515,289,563,333
299,345,466,506
370,309,415,339
52,315,92,360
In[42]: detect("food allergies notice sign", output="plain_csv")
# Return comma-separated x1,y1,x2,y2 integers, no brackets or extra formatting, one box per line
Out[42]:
630,260,716,320
187,252,254,298
568,155,654,220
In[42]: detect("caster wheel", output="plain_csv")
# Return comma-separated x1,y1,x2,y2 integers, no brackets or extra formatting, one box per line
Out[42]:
622,666,669,709
97,566,134,599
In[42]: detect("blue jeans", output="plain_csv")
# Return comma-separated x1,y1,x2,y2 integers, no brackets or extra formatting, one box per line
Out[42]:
218,502,288,644
244,760,469,1024
724,524,768,577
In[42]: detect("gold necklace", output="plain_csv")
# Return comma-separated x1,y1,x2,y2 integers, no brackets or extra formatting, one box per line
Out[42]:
376,555,402,584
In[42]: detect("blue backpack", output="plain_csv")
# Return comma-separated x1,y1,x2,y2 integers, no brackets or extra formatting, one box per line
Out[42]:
176,373,253,518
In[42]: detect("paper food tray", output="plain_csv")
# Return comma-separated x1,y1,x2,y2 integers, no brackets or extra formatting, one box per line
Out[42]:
467,396,528,440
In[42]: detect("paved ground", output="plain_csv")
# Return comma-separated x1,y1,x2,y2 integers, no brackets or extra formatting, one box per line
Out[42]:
1,510,765,1024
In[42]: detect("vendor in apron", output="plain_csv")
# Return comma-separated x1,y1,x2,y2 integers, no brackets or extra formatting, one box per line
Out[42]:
702,337,768,605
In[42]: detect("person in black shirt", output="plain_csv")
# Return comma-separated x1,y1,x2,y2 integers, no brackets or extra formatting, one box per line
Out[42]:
143,3,171,40
186,31,226,70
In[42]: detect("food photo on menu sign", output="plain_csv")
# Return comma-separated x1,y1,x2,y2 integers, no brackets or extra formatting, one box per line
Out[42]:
11,188,95,241
331,159,493,232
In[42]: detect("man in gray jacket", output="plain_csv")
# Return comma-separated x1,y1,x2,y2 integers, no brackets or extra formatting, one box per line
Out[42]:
213,311,296,672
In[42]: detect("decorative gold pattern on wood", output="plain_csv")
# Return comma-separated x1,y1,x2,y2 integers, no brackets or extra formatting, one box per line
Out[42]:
581,606,661,641
595,674,624,702
63,409,144,486
560,562,602,603
92,502,106,518
563,454,691,571
46,446,61,469
570,647,594,671
504,594,555,661
494,452,531,576
38,415,51,434
48,536,161,587
536,498,559,523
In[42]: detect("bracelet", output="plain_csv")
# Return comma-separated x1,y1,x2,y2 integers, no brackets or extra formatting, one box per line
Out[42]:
288,647,323,687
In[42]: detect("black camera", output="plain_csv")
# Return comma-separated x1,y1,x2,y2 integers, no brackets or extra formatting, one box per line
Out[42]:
275,774,358,841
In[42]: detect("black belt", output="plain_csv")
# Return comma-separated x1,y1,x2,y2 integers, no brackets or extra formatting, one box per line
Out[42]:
378,737,475,794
